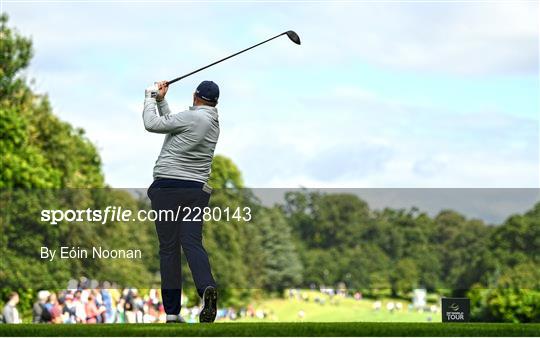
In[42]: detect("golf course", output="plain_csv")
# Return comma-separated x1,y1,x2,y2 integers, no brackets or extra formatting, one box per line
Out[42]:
1,322,539,337
2,2,540,337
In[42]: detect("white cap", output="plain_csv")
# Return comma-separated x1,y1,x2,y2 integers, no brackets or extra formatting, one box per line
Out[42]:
37,290,50,301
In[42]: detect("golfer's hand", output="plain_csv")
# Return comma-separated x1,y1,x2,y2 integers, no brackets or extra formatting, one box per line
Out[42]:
145,83,158,99
156,81,169,102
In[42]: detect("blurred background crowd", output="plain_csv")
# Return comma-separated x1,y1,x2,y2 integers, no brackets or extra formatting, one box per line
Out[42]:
1,278,168,324
1,278,259,324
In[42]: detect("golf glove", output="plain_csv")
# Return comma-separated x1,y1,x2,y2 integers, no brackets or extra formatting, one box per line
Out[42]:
145,83,158,99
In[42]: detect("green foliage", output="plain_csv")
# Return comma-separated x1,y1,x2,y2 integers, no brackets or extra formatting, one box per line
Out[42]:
284,192,370,249
391,258,419,296
491,203,540,266
467,205,540,322
0,189,158,294
469,257,540,322
257,208,302,293
0,15,150,308
208,155,244,189
0,14,104,189
434,212,495,294
284,190,539,322
0,13,32,94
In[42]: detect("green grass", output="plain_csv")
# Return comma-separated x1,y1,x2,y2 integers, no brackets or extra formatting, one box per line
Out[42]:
236,290,438,322
1,322,539,337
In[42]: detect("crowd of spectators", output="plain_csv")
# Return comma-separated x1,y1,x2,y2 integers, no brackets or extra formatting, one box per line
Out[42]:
2,278,239,324
31,288,164,324
2,278,168,324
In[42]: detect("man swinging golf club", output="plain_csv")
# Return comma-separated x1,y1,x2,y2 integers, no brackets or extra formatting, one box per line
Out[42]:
141,29,299,324
143,80,220,323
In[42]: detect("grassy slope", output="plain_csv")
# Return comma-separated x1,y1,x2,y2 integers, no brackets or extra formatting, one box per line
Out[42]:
1,322,539,337
236,290,438,322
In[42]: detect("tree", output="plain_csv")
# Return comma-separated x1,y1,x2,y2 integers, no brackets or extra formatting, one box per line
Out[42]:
468,203,540,322
491,202,540,266
0,14,104,189
284,191,370,249
0,16,152,312
257,208,302,293
434,211,494,294
391,258,419,296
469,261,540,322
208,155,243,189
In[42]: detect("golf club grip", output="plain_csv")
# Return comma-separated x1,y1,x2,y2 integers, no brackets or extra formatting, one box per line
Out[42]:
166,77,183,86
167,32,287,86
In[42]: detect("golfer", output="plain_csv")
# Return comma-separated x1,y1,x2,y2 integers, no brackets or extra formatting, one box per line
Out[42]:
143,80,220,323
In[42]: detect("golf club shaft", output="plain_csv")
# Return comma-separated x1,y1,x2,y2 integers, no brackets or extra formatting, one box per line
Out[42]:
167,32,287,85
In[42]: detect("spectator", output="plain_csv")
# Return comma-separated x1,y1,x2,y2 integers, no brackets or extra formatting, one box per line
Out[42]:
61,294,77,323
387,301,395,313
354,292,362,301
73,290,86,323
2,292,21,324
91,289,106,323
85,293,103,323
45,293,63,324
115,298,126,323
124,293,136,323
297,309,305,320
227,307,237,320
33,290,52,323
101,288,115,323
132,291,145,323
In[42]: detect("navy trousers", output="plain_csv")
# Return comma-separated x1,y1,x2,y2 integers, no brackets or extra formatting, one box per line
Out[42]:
147,178,216,315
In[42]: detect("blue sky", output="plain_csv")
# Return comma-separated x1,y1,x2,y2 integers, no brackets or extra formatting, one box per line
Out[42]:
3,1,539,188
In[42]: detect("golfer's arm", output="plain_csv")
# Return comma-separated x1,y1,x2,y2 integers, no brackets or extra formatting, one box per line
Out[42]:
156,99,171,116
143,98,185,134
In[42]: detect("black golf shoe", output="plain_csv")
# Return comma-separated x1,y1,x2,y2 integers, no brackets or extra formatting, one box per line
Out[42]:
199,286,218,323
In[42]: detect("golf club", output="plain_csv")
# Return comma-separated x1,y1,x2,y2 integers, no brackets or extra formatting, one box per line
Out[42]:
167,30,301,86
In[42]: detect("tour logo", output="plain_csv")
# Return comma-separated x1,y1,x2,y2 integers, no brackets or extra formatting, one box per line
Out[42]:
441,298,470,322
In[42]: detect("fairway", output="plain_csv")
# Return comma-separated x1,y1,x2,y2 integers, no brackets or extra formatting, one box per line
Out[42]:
234,290,439,322
1,323,539,337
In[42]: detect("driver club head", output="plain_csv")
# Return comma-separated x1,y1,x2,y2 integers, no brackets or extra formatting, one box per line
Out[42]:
285,30,301,45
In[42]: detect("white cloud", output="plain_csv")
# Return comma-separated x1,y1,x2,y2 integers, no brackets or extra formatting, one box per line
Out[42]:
219,84,538,188
4,2,538,189
286,2,538,75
